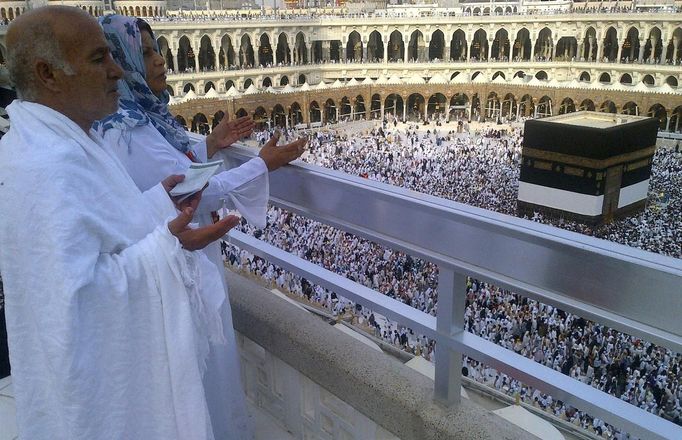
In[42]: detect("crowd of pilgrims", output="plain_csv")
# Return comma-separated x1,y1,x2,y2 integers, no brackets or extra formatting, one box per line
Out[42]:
223,116,682,438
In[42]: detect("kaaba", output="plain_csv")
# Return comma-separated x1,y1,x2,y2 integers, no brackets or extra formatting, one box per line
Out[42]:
517,111,659,225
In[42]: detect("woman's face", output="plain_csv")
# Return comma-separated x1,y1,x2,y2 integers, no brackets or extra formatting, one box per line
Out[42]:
141,29,166,96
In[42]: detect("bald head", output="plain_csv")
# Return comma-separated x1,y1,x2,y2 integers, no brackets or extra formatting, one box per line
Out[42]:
6,6,94,100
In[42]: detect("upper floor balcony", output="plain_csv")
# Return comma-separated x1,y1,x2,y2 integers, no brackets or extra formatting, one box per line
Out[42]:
212,139,682,439
1,128,681,439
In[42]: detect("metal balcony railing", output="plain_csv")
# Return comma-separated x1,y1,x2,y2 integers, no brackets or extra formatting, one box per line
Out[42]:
213,140,682,440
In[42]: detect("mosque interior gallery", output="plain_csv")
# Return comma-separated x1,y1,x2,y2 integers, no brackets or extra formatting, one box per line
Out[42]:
108,8,682,136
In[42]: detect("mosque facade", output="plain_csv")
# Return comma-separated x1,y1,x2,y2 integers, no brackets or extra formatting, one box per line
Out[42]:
0,1,680,133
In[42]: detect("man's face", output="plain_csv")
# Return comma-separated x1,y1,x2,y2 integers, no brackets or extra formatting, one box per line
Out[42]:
56,17,123,125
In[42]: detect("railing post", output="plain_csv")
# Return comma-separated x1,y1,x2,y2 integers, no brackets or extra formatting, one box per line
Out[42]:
434,268,466,406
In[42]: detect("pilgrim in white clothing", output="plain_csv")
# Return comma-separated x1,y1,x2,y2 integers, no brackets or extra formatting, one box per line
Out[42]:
0,100,224,440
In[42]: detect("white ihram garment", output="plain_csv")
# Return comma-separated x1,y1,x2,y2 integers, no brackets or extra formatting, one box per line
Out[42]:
103,122,269,440
0,101,222,440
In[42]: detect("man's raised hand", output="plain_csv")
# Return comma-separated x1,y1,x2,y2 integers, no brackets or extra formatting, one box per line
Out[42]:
168,207,240,251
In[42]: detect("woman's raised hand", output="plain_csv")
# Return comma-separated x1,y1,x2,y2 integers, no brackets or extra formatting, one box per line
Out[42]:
206,115,255,158
258,132,308,171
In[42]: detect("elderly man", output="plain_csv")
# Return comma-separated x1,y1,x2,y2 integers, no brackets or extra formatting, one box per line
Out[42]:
0,7,237,439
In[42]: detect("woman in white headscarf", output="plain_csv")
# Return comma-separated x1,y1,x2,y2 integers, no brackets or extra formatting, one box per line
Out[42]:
96,14,307,440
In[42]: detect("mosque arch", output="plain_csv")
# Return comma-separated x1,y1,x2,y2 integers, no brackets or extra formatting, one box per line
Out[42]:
665,76,678,87
429,30,446,61
198,35,216,71
534,27,553,60
514,70,525,79
602,27,618,62
621,27,640,62
212,110,225,129
643,27,663,62
191,113,209,134
450,29,467,61
243,78,253,89
470,29,488,61
367,31,384,62
280,76,289,86
449,93,469,119
492,71,506,80
330,40,342,62
407,93,425,121
142,6,147,16
220,35,236,68
600,100,617,113
427,93,447,118
407,30,425,61
666,27,682,64
648,103,667,130
642,74,655,86
471,93,481,117
491,29,510,61
258,33,273,67
535,71,548,80
225,80,235,91
177,36,195,72
598,72,611,83
294,32,308,64
290,102,303,126
582,27,597,61
620,73,633,85
309,100,321,123
239,34,255,67
451,71,461,81
272,104,286,128
518,94,534,117
276,33,291,65
262,77,272,88
388,30,405,62
555,36,577,61
485,92,501,119
513,28,532,61
669,105,682,133
536,96,552,117
579,71,591,82
346,31,363,62
353,95,366,120
298,74,306,85
324,98,337,123
254,106,268,129
339,96,352,120
370,94,381,119
183,83,195,93
236,108,248,118
579,99,596,111
204,81,215,93
622,101,639,116
384,94,404,119
558,97,576,114
501,93,517,118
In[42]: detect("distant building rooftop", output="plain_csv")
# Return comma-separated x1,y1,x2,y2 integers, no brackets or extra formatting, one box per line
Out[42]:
542,111,650,129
